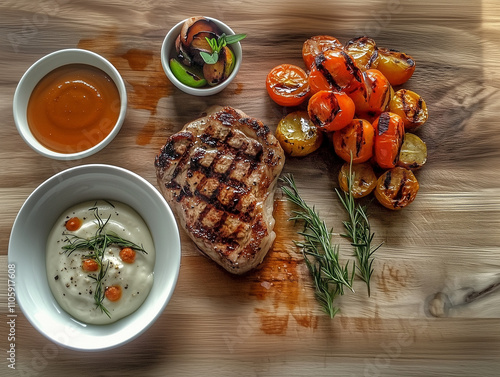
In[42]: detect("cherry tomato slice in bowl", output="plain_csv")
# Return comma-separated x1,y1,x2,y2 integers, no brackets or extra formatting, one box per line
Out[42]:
266,64,310,107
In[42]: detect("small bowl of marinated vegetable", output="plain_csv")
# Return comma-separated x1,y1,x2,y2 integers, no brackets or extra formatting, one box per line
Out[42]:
161,16,245,96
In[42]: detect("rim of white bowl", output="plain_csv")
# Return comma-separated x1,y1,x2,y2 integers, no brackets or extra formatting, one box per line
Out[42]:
161,17,243,96
12,48,128,161
8,164,181,351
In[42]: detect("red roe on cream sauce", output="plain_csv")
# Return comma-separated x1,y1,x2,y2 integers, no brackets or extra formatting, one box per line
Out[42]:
65,217,82,231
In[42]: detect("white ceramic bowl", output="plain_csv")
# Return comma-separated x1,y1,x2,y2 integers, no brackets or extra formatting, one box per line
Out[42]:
8,164,181,351
13,49,127,160
161,17,242,96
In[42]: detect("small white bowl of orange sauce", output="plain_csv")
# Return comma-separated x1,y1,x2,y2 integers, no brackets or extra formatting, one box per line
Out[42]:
13,49,127,160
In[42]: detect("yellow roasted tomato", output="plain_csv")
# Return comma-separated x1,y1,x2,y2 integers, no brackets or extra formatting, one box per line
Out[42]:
388,89,428,131
375,167,419,210
373,48,415,86
398,133,427,170
343,36,378,71
338,162,377,199
275,111,323,157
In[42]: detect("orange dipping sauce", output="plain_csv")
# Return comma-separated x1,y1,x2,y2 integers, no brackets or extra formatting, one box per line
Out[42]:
27,64,120,153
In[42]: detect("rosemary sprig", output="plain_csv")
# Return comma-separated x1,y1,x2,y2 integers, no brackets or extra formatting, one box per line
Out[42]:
335,159,382,297
63,234,147,257
62,205,147,317
281,174,354,318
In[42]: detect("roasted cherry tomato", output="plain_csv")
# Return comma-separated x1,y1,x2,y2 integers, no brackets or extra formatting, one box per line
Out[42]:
398,133,427,170
332,118,374,163
373,48,415,86
302,35,343,70
373,112,405,169
310,49,365,95
275,111,323,157
307,90,355,132
308,65,333,95
344,36,378,71
338,162,377,199
375,167,419,210
266,64,310,107
388,89,428,131
350,69,392,118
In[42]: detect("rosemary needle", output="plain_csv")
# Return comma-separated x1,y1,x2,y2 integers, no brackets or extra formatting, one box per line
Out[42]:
335,159,382,297
281,174,354,318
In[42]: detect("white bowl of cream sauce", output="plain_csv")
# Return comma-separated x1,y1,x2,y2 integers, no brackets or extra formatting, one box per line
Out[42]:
8,164,181,351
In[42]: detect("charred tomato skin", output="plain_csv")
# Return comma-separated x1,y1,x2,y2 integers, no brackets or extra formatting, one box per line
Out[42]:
373,112,405,169
307,90,355,132
375,167,419,210
373,48,416,86
332,118,375,164
343,36,378,71
302,35,343,70
309,49,366,96
388,89,428,131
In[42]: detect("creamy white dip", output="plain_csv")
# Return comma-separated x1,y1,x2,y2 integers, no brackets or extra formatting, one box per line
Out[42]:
46,200,155,324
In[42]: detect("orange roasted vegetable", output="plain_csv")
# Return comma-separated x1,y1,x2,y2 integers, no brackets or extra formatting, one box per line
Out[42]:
119,247,137,264
302,35,343,70
266,64,310,107
82,259,99,272
350,69,392,119
373,112,405,169
332,118,374,163
343,36,378,71
309,48,366,96
375,167,419,210
105,285,122,302
373,48,415,86
388,89,428,131
307,90,355,132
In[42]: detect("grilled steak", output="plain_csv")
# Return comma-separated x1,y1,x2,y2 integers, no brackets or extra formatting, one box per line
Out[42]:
155,106,285,274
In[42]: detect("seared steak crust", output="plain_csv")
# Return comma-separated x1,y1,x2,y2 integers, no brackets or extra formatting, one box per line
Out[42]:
155,106,285,274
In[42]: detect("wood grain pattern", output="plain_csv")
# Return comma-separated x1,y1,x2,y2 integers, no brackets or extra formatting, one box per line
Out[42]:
1,0,500,376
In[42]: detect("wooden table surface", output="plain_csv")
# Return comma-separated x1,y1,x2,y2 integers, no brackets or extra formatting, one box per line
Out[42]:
1,0,500,376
